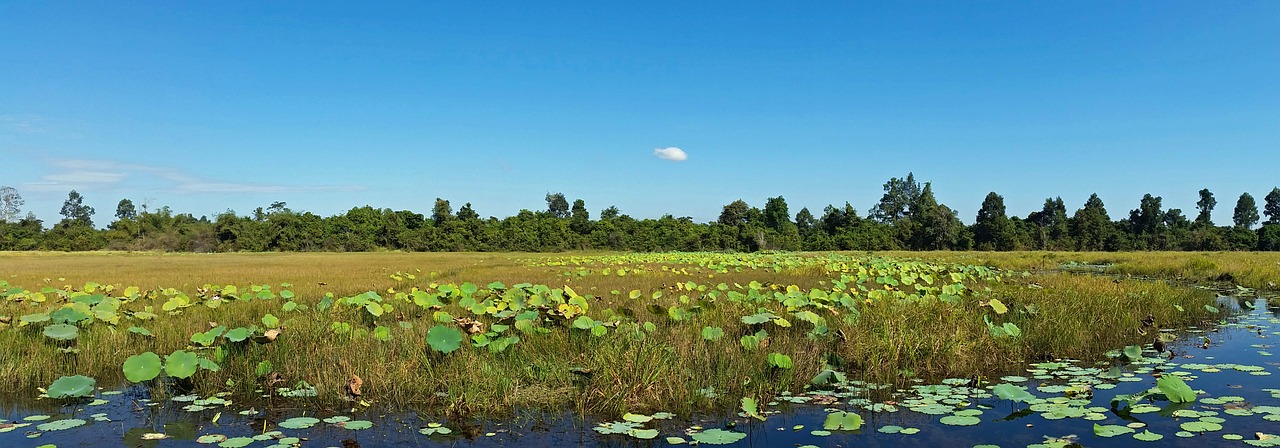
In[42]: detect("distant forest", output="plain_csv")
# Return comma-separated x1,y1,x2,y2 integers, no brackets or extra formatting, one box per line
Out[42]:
2,173,1279,252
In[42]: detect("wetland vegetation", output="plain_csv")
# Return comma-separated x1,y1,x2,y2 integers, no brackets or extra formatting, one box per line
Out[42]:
2,250,1278,447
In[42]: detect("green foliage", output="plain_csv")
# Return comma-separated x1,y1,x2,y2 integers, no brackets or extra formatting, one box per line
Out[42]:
427,326,464,353
47,375,95,399
123,352,162,383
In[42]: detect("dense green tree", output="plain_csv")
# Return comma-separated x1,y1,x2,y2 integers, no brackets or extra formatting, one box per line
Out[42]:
908,183,965,250
600,206,620,221
0,186,23,223
60,190,96,227
973,192,1013,250
1233,192,1259,229
115,198,137,220
545,192,570,219
432,198,453,225
1264,187,1280,225
718,199,751,226
570,199,592,237
1195,188,1216,227
1070,193,1112,251
794,207,815,239
870,173,920,224
1028,197,1070,250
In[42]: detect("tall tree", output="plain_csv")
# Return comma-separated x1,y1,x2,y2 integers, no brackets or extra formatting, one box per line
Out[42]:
794,207,816,238
909,183,964,250
1264,187,1280,225
1195,188,1216,226
431,198,453,224
1129,194,1164,236
718,200,751,226
545,192,570,218
870,173,920,224
60,190,96,226
761,196,792,232
972,192,1012,250
1233,192,1259,229
600,205,620,221
115,198,137,220
0,186,23,222
1070,193,1112,251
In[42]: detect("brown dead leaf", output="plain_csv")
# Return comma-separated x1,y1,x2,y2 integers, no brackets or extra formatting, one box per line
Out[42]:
0,316,11,325
346,375,363,397
265,371,284,388
261,328,281,342
454,317,484,335
209,322,219,328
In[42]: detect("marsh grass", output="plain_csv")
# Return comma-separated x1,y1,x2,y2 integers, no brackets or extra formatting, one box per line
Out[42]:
0,251,1233,417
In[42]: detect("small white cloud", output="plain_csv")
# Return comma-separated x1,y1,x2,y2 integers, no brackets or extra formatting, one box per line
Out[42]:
653,147,688,161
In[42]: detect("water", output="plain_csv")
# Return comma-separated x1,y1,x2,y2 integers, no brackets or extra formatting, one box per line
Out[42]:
4,298,1278,448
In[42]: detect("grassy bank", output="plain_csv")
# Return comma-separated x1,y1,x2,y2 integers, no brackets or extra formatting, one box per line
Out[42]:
0,251,1225,416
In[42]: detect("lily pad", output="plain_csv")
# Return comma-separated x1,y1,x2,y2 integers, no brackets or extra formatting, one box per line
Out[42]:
427,326,464,353
47,375,95,399
165,350,199,379
689,428,746,445
123,352,162,383
43,323,79,341
36,419,86,431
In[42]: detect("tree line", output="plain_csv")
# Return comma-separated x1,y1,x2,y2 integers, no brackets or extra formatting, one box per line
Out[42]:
2,175,1279,253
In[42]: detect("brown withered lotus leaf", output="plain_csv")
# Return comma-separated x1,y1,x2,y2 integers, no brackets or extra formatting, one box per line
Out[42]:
454,317,484,335
346,375,363,398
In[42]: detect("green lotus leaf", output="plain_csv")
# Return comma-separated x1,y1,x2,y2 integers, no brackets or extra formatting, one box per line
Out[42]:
218,436,254,448
939,415,980,426
1094,424,1135,437
701,326,724,341
123,352,162,383
43,323,79,341
225,327,251,342
1133,430,1164,441
165,350,200,379
427,326,464,353
689,428,746,445
1157,375,1196,403
823,411,864,430
992,383,1035,403
36,418,86,431
341,420,372,430
47,375,95,399
277,417,320,429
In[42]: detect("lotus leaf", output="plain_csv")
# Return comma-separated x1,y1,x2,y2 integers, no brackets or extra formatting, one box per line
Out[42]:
992,383,1035,403
939,415,980,426
165,350,199,379
427,326,464,353
218,436,254,448
43,323,79,341
629,428,659,439
128,326,153,337
1094,424,1135,437
47,375,95,399
701,326,724,341
689,428,746,445
261,314,280,328
123,352,162,382
1157,375,1196,403
36,418,86,431
340,420,372,430
225,327,249,340
823,411,864,430
277,417,320,429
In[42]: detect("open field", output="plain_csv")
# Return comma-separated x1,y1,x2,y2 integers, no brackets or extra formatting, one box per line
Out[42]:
0,251,1243,417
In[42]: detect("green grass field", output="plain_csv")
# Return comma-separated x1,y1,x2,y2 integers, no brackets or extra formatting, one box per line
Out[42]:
0,251,1246,416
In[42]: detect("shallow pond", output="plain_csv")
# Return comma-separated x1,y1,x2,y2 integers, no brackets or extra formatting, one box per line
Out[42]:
5,297,1278,448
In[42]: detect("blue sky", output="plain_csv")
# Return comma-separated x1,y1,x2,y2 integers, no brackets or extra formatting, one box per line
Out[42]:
3,1,1278,226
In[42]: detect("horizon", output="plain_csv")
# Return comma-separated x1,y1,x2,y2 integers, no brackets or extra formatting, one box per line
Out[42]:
3,2,1278,226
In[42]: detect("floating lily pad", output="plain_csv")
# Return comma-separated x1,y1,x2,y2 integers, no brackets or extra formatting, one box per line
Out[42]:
123,352,162,383
36,419,86,431
939,415,981,426
277,417,320,429
47,375,95,399
689,428,746,444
